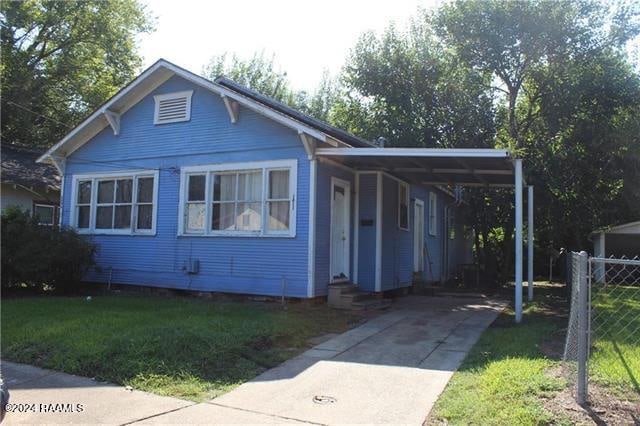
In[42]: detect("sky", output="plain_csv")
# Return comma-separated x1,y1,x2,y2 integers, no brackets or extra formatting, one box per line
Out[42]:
138,0,441,91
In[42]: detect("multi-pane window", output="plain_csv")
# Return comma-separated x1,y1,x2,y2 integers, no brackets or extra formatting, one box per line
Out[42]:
180,160,296,237
72,171,157,234
212,170,262,231
267,170,290,231
136,177,155,230
398,182,409,230
186,174,206,232
33,204,56,226
76,180,92,229
96,179,132,229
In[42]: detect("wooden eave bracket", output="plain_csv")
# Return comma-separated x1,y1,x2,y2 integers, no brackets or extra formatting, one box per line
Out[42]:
103,109,120,135
221,95,239,123
299,132,317,160
49,155,66,175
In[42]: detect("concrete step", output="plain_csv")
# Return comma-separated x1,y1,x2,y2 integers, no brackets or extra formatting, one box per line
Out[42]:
328,282,359,308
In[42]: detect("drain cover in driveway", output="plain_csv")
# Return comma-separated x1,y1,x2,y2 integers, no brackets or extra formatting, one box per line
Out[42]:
312,395,337,405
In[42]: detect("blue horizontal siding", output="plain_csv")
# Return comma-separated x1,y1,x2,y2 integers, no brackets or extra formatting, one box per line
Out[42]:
63,75,310,297
356,173,377,292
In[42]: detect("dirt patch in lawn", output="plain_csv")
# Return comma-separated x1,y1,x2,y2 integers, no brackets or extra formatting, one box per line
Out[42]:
544,367,640,425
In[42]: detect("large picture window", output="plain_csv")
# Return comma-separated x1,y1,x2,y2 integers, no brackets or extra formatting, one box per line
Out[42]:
72,171,158,235
179,160,297,237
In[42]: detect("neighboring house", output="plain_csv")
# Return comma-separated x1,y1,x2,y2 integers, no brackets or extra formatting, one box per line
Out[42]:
1,143,60,225
591,221,640,258
37,59,520,298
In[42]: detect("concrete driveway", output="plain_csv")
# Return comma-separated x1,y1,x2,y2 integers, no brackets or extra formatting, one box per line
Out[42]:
3,295,505,425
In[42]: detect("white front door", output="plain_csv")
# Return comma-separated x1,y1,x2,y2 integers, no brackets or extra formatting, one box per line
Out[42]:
414,199,425,272
330,178,351,282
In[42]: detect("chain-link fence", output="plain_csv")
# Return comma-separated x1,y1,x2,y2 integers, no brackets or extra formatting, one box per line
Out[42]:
563,252,640,404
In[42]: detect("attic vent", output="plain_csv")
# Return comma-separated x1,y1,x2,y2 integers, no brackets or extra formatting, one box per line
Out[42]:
154,90,193,125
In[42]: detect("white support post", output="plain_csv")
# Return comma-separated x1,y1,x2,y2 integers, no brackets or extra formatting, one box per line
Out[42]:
353,173,360,284
528,185,534,302
375,172,383,292
515,159,523,322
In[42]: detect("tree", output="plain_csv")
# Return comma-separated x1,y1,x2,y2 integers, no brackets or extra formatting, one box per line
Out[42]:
202,51,339,122
434,0,638,151
1,0,154,148
523,48,640,249
331,17,496,149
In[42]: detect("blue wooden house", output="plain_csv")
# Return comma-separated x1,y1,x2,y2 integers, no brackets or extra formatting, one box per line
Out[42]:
39,59,524,300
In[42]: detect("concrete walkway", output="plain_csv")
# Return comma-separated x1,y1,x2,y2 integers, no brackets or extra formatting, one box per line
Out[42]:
3,296,505,425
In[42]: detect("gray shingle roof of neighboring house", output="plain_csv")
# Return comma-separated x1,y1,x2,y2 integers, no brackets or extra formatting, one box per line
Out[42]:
1,144,60,192
214,76,376,148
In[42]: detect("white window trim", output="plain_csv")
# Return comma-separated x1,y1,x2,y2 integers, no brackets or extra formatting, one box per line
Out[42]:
398,181,410,231
429,192,437,236
178,159,298,238
153,90,193,125
70,170,159,236
33,203,56,226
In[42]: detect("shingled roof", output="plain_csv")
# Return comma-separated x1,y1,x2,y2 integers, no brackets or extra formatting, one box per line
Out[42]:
2,144,60,192
215,76,376,148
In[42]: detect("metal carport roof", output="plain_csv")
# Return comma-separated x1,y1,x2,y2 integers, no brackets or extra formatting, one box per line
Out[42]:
315,147,519,187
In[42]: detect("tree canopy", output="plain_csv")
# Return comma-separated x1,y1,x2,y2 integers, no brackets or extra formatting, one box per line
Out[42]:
202,51,338,122
1,0,154,148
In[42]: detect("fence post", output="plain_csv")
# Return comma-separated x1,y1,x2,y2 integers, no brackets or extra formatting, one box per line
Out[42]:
577,250,589,405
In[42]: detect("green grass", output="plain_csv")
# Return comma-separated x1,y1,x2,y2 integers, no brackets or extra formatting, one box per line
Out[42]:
1,295,358,401
431,295,568,425
589,285,640,396
432,283,640,425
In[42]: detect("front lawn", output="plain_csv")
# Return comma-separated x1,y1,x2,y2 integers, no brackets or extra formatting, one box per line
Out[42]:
430,299,567,425
1,295,359,401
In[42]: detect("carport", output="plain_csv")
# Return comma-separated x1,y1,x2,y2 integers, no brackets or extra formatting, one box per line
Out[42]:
316,147,533,322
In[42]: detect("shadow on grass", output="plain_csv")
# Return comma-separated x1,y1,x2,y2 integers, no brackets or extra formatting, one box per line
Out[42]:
613,339,640,394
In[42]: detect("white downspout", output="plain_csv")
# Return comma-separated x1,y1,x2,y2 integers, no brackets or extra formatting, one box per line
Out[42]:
307,159,317,297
